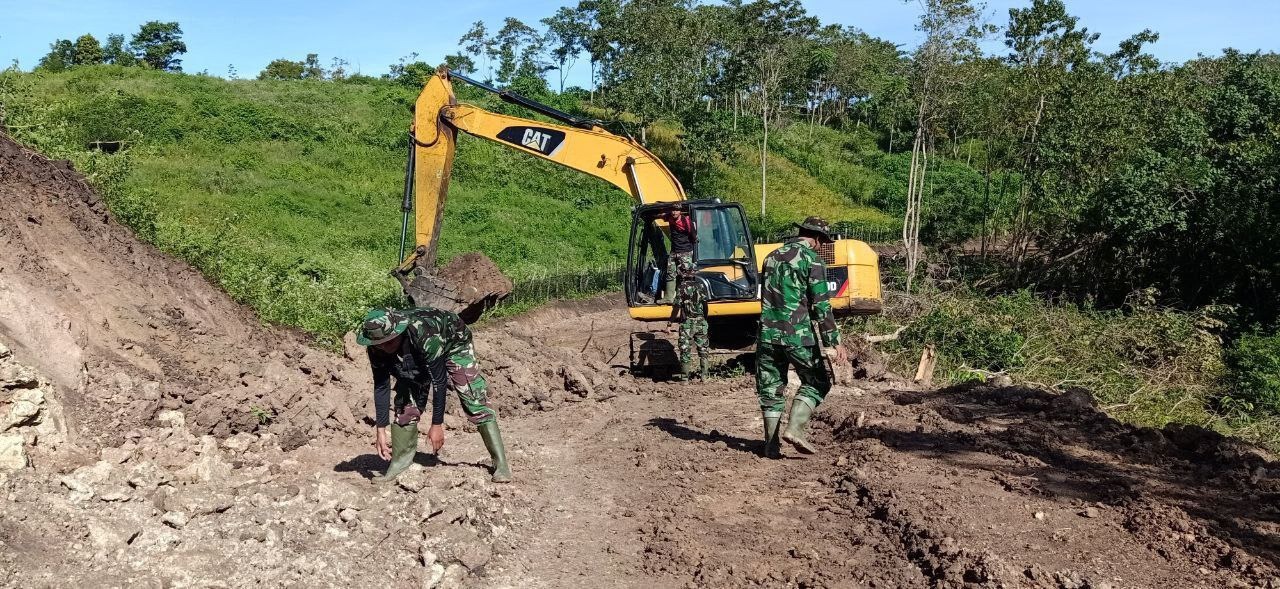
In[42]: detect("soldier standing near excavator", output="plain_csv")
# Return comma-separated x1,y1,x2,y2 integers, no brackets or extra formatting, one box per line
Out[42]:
357,307,512,483
659,206,696,304
671,257,710,381
756,216,848,458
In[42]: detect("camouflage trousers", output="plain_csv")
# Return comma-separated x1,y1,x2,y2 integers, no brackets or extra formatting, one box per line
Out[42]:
394,342,497,426
678,316,710,374
755,342,831,414
667,252,694,278
444,342,498,425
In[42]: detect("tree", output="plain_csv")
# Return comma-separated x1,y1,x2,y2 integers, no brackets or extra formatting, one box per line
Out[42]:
493,17,548,84
36,39,75,72
131,21,187,71
1002,0,1097,266
901,0,993,292
443,53,476,75
102,34,137,66
458,21,495,81
736,0,820,218
257,53,328,81
72,34,104,66
542,6,591,92
301,53,324,79
258,58,305,80
387,53,434,87
329,57,350,80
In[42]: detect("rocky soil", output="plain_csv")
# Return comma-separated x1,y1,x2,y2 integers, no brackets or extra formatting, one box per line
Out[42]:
3,131,1280,588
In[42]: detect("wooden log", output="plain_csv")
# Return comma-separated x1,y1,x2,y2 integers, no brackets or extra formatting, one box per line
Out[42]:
864,326,907,343
914,344,937,386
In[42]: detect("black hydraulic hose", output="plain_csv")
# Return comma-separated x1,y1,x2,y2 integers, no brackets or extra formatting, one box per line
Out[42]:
398,134,415,264
447,71,601,130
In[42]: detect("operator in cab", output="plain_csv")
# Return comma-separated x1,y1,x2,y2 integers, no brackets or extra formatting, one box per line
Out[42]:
659,206,696,304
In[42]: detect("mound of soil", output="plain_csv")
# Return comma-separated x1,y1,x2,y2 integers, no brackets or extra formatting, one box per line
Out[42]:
0,133,595,449
438,252,513,303
0,134,380,446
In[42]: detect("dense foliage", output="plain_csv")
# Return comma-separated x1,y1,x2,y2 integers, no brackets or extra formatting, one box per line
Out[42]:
37,21,184,72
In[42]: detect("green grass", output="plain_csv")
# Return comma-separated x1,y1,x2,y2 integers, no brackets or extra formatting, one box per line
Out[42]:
865,283,1280,451
641,118,899,234
0,65,898,343
1,66,635,343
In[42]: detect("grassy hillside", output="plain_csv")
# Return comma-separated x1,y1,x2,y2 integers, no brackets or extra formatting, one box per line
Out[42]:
0,66,899,341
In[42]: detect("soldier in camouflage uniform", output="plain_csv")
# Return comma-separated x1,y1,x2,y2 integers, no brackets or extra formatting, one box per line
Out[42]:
357,307,512,483
756,216,848,458
671,256,710,381
659,207,696,304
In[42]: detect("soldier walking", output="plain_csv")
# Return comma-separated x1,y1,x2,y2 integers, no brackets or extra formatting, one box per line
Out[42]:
672,257,710,381
756,216,848,458
357,307,512,483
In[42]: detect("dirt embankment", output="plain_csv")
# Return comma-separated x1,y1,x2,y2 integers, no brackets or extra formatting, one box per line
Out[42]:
0,132,618,449
0,132,633,587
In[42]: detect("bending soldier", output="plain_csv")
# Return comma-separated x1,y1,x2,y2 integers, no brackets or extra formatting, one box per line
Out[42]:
755,216,848,458
358,307,512,483
672,256,710,381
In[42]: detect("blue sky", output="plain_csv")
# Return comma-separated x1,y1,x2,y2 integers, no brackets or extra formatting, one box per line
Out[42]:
1,0,1275,85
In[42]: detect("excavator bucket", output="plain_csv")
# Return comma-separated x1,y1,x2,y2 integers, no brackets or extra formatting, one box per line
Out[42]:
397,251,513,324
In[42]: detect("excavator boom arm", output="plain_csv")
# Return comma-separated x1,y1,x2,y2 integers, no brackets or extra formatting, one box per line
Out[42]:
409,67,684,269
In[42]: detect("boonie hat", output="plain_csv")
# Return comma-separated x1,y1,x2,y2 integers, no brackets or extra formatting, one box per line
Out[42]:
795,216,834,242
356,308,408,346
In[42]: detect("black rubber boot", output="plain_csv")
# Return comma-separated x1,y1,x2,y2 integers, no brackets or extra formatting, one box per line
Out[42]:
781,397,818,455
675,359,695,382
763,411,782,458
478,422,512,483
373,423,418,483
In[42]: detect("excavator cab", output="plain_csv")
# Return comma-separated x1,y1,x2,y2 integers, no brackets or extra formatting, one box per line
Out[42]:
626,200,760,311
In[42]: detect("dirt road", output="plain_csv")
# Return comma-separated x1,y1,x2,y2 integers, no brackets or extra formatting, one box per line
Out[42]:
3,131,1280,587
477,303,1280,589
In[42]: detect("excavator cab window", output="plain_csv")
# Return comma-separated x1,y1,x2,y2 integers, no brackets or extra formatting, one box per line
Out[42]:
625,214,670,305
687,202,758,301
625,201,758,307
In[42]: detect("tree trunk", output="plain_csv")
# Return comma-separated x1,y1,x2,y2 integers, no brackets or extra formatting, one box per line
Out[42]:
760,104,769,219
981,163,992,259
903,87,931,294
1013,93,1047,268
733,92,739,133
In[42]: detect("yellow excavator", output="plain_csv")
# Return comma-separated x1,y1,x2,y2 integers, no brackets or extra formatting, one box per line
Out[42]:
393,66,881,329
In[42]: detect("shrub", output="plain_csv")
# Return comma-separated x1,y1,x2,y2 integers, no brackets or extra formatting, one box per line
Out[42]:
879,287,1226,429
1224,332,1280,416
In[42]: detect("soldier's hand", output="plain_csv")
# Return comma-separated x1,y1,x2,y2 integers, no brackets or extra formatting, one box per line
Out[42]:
374,427,391,460
427,424,446,453
823,344,849,365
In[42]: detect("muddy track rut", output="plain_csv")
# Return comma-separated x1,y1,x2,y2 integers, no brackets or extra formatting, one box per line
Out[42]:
486,306,1280,589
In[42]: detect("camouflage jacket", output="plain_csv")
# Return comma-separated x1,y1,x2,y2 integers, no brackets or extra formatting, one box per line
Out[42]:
758,238,839,348
368,307,470,427
674,275,709,322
